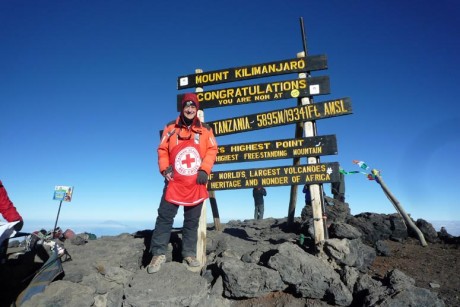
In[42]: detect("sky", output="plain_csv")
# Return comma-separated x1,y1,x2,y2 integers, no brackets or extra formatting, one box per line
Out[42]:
1,0,460,236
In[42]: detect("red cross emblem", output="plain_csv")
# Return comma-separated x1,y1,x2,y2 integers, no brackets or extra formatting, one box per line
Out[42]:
181,154,196,168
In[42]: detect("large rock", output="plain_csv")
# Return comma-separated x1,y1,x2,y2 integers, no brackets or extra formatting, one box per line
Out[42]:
348,213,399,244
325,197,352,223
389,215,408,241
363,269,445,307
219,257,285,298
268,242,353,306
328,222,362,240
415,219,439,243
322,238,376,271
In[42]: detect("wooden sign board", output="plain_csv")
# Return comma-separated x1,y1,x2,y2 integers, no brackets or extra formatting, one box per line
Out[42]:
216,135,337,164
207,97,352,137
209,162,340,191
176,76,330,111
177,55,327,89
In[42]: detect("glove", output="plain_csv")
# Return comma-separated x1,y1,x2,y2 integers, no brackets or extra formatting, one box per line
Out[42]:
13,220,24,232
196,170,208,185
162,165,173,181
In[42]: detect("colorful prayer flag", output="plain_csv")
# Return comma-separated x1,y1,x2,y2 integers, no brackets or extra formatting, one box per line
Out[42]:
353,160,369,170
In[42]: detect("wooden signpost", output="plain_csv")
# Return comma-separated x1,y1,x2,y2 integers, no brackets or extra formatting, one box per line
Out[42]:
174,20,353,263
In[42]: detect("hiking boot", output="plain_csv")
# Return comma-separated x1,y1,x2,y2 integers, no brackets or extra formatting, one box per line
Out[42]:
147,255,166,274
183,256,200,268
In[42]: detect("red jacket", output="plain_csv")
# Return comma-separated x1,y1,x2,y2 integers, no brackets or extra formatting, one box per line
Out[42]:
0,180,23,222
158,116,218,175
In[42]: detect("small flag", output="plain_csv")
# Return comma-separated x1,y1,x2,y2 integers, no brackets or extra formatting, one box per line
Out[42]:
353,160,369,170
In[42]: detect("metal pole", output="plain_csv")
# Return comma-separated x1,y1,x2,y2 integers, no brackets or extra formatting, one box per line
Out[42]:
53,200,63,237
289,17,311,226
290,17,328,242
300,17,308,56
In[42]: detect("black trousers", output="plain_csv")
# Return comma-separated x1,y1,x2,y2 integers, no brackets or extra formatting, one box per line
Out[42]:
150,193,203,258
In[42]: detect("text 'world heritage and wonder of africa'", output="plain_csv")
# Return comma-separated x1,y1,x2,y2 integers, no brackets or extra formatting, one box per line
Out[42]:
208,162,340,191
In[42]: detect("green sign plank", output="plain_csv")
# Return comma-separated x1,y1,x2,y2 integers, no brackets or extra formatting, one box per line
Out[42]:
176,76,330,111
216,135,337,164
208,162,340,191
207,97,352,137
177,55,328,89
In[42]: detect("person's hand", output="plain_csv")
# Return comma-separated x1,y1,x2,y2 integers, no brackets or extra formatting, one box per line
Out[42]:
162,165,173,181
196,170,208,184
13,220,23,232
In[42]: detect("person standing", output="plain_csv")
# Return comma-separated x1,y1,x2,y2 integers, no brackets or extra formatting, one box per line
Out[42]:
302,184,312,207
1,180,24,262
252,185,267,220
0,180,23,231
300,184,313,222
147,93,218,274
331,172,346,202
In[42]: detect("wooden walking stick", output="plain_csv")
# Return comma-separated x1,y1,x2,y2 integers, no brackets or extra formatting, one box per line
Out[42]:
371,169,427,247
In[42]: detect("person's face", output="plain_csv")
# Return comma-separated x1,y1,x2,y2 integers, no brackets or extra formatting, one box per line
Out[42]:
183,104,197,120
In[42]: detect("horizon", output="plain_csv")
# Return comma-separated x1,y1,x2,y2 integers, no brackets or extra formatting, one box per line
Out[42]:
16,217,460,238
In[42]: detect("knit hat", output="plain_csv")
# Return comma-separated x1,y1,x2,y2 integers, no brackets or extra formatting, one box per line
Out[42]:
181,93,200,110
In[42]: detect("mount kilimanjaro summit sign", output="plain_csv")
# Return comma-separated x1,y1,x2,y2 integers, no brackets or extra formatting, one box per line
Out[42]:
177,55,327,89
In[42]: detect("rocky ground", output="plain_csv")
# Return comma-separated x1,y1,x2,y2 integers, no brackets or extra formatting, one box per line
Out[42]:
371,238,460,307
1,199,458,306
231,238,460,307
